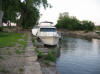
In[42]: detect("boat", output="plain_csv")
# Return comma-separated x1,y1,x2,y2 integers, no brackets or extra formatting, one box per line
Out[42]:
36,26,61,46
32,25,39,36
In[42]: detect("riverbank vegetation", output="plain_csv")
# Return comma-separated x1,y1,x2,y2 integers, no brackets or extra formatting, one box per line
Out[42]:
56,12,95,31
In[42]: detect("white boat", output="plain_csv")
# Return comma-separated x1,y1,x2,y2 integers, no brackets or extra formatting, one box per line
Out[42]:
36,26,61,45
32,25,39,36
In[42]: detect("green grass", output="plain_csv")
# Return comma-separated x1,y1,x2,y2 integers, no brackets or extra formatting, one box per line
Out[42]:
0,32,28,55
18,34,27,50
0,68,9,73
34,47,39,53
45,60,50,66
19,68,24,72
32,37,35,43
15,50,21,54
15,49,25,54
0,32,23,48
0,56,4,60
8,51,12,56
45,50,56,62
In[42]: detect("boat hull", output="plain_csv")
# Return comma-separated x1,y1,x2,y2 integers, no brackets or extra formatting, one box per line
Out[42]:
39,36,60,45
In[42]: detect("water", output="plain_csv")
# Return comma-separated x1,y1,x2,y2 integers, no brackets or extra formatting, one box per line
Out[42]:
56,35,100,74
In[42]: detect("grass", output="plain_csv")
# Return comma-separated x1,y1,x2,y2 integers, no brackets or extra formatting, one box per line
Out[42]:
8,51,12,56
38,51,43,58
0,32,23,48
15,50,21,54
34,47,39,53
45,50,56,62
45,60,50,66
19,68,24,72
0,68,9,73
0,56,4,60
18,34,27,50
15,49,25,54
0,32,27,55
32,37,35,43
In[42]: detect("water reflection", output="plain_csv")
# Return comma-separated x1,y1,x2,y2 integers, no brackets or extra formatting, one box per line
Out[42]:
56,36,100,74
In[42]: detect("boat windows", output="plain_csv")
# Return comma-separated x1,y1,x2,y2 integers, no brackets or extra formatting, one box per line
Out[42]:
40,28,56,32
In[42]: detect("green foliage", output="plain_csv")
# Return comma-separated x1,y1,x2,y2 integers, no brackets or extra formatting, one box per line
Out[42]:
81,21,95,31
2,0,20,23
34,47,39,53
18,34,27,50
0,56,4,59
0,68,9,73
32,37,35,43
15,50,21,54
45,60,50,66
2,0,50,29
19,68,24,72
8,51,12,56
45,50,56,62
21,3,40,29
0,32,23,48
56,12,95,31
34,47,43,58
15,49,25,54
38,51,43,58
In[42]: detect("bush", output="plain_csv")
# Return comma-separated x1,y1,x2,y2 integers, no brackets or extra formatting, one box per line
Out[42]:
32,37,35,43
56,12,95,31
38,52,43,58
45,60,50,66
45,51,56,62
81,21,95,31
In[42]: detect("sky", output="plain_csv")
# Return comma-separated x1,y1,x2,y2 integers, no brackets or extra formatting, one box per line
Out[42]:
39,0,100,25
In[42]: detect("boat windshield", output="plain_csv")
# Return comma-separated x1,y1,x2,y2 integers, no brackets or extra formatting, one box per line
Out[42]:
40,28,56,32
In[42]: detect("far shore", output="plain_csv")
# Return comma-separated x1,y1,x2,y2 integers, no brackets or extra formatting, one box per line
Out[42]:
58,29,100,39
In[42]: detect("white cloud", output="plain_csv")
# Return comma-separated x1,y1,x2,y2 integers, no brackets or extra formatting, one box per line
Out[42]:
40,0,100,25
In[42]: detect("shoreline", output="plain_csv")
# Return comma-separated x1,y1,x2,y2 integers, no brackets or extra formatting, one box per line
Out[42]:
32,37,60,74
58,29,100,39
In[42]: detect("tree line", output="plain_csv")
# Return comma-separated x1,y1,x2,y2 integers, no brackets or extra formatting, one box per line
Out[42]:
56,12,95,31
0,0,50,31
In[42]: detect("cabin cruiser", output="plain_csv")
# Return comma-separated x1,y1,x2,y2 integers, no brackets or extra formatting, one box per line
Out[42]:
32,25,39,36
36,26,61,45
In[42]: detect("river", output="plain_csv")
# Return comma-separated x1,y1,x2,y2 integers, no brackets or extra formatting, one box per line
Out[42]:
56,35,100,74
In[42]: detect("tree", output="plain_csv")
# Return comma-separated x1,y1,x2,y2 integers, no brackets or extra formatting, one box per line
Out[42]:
21,5,39,29
56,12,81,30
2,0,20,23
1,0,50,31
81,20,95,31
56,12,95,31
16,0,50,31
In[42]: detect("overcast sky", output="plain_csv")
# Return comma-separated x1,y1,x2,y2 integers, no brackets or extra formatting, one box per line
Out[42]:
39,0,100,25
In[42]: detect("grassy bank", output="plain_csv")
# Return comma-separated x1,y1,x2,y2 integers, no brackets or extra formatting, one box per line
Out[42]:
0,32,28,74
0,32,27,48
